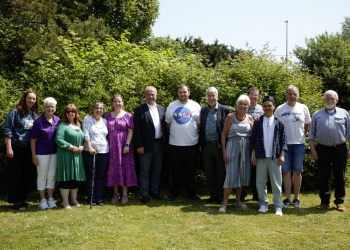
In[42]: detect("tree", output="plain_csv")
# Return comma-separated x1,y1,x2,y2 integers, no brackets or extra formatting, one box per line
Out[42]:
294,33,350,110
80,0,159,43
177,36,242,67
341,16,350,41
0,0,159,71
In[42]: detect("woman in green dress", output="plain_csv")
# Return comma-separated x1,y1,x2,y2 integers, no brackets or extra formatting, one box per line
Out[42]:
55,104,85,209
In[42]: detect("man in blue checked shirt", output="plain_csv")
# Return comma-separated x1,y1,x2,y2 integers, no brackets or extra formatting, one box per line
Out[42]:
251,96,288,216
309,90,350,212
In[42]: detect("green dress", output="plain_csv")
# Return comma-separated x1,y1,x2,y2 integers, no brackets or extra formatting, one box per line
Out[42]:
55,122,86,181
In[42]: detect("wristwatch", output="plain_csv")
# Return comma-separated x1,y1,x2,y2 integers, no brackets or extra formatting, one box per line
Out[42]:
125,143,129,147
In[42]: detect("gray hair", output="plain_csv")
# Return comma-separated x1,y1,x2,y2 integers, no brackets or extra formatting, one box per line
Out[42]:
206,86,218,96
43,97,57,106
248,87,260,95
324,90,338,99
91,101,104,114
144,86,157,94
286,85,299,94
236,94,250,106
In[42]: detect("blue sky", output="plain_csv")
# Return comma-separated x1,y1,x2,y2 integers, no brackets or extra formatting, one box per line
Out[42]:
152,0,350,60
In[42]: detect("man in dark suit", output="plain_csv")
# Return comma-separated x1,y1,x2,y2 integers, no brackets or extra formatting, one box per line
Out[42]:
134,86,168,203
199,87,230,204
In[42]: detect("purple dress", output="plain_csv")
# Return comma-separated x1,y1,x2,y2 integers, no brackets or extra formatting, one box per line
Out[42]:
105,112,137,187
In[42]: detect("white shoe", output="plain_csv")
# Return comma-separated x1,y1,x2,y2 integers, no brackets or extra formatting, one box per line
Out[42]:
258,205,267,213
218,206,226,213
47,198,57,208
38,199,49,210
62,202,72,209
275,207,283,216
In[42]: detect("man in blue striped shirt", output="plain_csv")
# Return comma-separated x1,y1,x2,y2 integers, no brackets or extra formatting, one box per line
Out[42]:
309,90,350,212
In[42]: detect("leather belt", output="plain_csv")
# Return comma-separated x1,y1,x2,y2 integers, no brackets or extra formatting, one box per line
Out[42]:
205,140,217,144
319,143,345,148
155,138,162,141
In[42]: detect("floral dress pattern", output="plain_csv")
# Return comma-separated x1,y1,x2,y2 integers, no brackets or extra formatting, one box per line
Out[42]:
105,112,137,187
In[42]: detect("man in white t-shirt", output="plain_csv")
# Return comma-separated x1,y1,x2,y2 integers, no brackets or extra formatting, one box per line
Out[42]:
165,84,201,202
274,85,311,208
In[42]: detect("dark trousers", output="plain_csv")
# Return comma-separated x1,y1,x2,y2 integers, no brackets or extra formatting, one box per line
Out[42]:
169,145,198,195
139,140,164,196
7,144,33,203
250,164,258,197
201,143,226,198
83,151,109,203
241,164,258,198
316,144,347,205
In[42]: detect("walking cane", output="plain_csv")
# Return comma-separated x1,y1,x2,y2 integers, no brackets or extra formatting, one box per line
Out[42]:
90,154,96,209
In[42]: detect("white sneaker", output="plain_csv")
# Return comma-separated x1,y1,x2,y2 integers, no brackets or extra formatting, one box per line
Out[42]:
275,207,283,216
38,199,49,210
258,205,267,213
47,198,57,208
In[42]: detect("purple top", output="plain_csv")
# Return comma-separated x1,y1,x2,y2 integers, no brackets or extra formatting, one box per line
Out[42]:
31,114,60,155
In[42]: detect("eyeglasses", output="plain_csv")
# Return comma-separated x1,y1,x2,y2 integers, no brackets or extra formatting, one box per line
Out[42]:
94,107,103,110
66,110,75,114
45,106,56,109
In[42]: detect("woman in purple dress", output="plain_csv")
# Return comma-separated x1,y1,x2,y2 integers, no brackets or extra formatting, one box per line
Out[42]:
105,94,137,204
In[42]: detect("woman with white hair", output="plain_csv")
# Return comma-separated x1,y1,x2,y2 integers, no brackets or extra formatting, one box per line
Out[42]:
30,97,60,210
219,94,254,213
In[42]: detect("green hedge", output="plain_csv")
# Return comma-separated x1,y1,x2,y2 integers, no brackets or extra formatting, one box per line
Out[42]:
0,36,348,194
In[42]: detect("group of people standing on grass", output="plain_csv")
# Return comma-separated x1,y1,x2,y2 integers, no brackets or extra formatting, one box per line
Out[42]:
203,86,348,215
2,85,349,215
3,91,136,210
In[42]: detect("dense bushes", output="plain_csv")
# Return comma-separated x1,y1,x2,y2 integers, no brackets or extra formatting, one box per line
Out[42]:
0,35,347,193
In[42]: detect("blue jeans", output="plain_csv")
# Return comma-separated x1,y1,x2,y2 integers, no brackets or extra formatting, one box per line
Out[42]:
83,151,109,203
139,140,164,196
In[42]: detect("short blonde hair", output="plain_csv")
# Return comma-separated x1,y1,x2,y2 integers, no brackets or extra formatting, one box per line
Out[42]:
236,94,250,106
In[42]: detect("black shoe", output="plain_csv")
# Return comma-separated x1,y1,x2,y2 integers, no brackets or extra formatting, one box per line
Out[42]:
206,196,217,203
217,196,223,204
240,193,248,202
167,194,178,202
283,198,292,207
252,196,259,201
150,193,163,200
188,194,201,202
141,195,150,203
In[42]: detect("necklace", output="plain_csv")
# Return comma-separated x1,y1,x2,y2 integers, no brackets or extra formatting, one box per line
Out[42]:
235,112,246,121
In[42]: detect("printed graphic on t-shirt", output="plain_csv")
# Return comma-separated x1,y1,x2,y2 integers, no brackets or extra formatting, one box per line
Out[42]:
173,107,193,124
281,111,301,122
24,119,34,130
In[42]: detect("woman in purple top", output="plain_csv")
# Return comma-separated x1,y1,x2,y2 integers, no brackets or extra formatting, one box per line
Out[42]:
105,94,136,204
31,97,60,210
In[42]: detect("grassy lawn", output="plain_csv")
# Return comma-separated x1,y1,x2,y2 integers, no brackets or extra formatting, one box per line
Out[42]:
0,187,349,250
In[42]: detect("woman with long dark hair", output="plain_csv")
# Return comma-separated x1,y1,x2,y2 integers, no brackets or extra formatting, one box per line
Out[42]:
3,90,40,211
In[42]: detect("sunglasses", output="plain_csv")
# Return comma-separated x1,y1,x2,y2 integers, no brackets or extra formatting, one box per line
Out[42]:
66,110,76,114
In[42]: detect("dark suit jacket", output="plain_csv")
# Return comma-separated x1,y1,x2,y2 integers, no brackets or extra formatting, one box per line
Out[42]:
134,103,168,153
199,103,230,150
